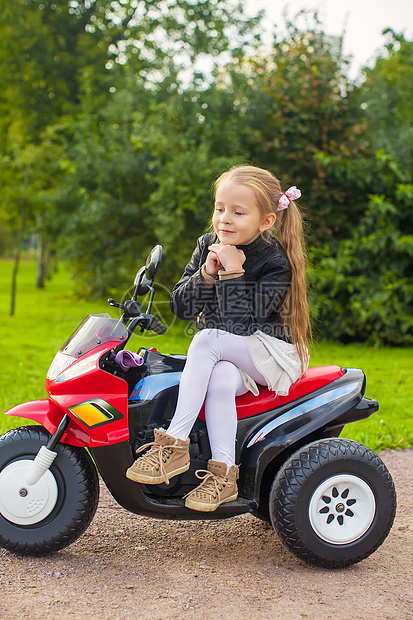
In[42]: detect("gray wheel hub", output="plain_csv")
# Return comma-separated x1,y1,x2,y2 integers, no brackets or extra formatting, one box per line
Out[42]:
0,460,58,525
308,474,376,544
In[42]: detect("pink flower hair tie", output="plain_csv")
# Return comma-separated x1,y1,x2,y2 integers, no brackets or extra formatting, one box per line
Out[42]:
277,186,302,211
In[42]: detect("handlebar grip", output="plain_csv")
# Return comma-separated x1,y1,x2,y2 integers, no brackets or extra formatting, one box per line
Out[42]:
151,318,167,335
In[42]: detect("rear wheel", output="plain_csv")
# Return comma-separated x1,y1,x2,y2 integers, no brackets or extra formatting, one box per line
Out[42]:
0,426,99,556
269,438,396,568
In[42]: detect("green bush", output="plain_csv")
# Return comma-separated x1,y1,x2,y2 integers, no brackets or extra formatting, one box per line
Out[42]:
310,186,413,344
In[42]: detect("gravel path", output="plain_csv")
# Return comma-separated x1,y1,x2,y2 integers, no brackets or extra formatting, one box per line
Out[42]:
1,448,412,620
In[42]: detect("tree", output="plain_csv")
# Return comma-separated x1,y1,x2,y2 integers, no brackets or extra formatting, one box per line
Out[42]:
0,0,260,298
61,72,250,296
209,18,369,246
359,31,413,177
310,153,413,344
1,140,35,315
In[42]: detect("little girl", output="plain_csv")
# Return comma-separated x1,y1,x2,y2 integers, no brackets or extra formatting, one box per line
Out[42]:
126,165,309,512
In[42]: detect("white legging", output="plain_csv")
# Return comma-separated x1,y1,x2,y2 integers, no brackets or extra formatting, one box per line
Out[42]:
166,329,267,468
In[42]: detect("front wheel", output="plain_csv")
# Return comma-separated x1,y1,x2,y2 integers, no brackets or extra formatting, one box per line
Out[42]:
269,438,396,568
0,426,99,556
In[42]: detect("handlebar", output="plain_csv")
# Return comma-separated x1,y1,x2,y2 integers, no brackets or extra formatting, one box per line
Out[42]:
109,245,165,335
128,313,167,335
150,316,167,335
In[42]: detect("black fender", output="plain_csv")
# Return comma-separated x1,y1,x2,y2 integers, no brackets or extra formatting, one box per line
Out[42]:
237,368,378,503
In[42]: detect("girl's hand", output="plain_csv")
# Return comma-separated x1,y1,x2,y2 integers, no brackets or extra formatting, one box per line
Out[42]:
204,249,223,278
208,243,246,271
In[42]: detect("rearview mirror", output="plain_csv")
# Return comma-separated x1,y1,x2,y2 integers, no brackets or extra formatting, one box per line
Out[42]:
134,266,145,288
133,266,150,297
145,245,163,280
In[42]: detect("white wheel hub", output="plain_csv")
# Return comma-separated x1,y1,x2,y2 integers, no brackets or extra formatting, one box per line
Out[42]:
308,474,376,544
0,460,58,525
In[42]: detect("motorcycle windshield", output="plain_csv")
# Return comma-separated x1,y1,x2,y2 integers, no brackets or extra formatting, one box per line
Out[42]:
60,314,128,359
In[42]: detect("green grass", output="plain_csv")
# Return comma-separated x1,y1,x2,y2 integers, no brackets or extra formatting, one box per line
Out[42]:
309,341,412,451
1,257,412,452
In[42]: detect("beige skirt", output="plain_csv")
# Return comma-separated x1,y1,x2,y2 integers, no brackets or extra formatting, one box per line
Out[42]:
239,330,309,397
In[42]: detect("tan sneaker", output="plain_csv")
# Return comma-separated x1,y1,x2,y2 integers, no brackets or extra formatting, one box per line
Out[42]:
184,460,239,512
126,428,190,485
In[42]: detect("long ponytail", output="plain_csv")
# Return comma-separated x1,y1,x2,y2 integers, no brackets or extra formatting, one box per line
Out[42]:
275,201,309,374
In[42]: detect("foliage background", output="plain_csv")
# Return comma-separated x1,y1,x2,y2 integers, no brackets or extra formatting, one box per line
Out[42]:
1,1,411,344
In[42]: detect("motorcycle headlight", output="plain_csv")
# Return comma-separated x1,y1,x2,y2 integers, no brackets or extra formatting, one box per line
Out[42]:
47,351,77,380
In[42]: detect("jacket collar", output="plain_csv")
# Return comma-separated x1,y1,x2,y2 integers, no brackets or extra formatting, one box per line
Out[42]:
237,233,276,255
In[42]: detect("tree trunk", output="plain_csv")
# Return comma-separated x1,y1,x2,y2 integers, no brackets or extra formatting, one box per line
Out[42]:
10,164,29,316
36,234,45,288
10,204,26,316
44,241,52,280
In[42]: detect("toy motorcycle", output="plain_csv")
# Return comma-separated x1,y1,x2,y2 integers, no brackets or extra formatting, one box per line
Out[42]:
0,246,396,568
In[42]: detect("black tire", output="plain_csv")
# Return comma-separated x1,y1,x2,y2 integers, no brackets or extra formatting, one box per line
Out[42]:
0,426,99,556
269,438,396,568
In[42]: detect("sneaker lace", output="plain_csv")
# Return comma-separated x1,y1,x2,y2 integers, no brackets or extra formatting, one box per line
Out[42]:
135,441,187,485
183,470,229,500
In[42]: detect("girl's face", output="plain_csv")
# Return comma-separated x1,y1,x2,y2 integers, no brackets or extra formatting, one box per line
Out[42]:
213,180,275,246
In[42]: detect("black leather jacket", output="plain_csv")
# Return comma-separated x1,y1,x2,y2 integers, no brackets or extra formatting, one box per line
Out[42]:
170,233,292,341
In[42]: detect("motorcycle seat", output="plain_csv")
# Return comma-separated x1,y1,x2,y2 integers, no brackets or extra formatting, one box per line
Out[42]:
198,365,344,420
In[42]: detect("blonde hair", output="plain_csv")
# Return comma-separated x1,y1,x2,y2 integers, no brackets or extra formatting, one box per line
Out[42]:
214,165,309,373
